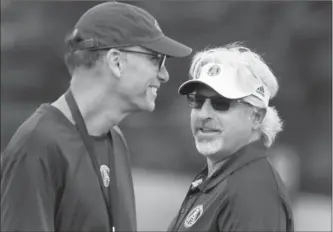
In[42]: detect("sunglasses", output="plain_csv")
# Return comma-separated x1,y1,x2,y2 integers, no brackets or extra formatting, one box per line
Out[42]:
75,42,167,70
186,93,235,111
118,49,166,71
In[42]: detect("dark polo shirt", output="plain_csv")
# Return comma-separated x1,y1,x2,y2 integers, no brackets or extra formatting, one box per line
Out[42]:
168,141,294,232
1,104,137,231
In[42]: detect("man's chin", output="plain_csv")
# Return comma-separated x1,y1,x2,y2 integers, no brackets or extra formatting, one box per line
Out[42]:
195,139,223,156
145,101,155,112
135,100,155,112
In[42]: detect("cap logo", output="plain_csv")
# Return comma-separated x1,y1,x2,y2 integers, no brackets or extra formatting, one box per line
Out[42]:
184,204,204,228
100,165,110,187
154,19,162,32
255,86,265,98
207,64,221,76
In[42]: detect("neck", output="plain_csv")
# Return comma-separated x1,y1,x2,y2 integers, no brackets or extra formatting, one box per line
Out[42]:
206,157,228,178
206,138,260,177
72,87,126,136
52,86,129,136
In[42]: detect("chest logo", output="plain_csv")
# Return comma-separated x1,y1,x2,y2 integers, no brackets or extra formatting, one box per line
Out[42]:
184,204,203,228
100,165,110,187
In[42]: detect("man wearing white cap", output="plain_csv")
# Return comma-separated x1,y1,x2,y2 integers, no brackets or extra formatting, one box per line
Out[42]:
168,43,294,231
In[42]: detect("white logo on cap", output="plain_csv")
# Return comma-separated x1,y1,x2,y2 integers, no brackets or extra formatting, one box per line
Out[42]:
100,165,110,187
154,19,162,32
184,204,204,228
207,64,221,76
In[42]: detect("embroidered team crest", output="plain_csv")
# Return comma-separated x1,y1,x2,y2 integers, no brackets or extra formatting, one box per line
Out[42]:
184,204,204,228
100,165,110,187
207,64,221,76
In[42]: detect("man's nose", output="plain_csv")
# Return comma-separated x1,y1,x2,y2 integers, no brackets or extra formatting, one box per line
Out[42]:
157,65,170,83
196,99,214,119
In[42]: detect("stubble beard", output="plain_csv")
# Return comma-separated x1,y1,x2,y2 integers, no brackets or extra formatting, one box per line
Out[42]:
194,137,224,156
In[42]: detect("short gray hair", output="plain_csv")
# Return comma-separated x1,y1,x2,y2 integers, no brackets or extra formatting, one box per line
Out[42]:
64,29,107,74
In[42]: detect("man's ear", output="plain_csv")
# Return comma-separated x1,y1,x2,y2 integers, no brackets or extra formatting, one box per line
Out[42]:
251,108,266,130
106,49,123,79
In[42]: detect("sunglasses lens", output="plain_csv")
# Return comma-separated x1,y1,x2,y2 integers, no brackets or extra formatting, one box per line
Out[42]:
211,98,231,111
186,95,232,111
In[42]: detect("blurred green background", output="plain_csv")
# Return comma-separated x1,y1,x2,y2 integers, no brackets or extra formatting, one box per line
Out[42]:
1,1,332,231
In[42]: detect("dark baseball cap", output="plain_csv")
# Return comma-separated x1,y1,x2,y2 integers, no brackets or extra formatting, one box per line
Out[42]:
73,1,192,57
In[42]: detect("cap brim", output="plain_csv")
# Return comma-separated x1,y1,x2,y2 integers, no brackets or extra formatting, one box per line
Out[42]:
178,80,203,95
179,63,270,107
142,35,192,57
178,79,250,100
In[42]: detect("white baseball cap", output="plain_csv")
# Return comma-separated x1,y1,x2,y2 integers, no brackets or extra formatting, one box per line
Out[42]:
178,62,270,107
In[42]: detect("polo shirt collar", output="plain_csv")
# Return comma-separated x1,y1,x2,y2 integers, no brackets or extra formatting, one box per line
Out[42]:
194,141,267,193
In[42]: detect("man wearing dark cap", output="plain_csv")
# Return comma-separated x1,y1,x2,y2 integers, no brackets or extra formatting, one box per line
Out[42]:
168,43,293,231
1,2,192,231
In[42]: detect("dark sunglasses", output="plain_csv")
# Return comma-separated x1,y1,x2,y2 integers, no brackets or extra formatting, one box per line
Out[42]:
118,49,166,71
186,93,234,111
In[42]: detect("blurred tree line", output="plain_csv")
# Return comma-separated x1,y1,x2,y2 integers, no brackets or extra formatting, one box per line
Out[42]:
1,1,331,196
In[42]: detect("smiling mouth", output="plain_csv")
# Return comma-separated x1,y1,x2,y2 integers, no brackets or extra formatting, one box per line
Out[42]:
196,128,222,135
149,86,158,96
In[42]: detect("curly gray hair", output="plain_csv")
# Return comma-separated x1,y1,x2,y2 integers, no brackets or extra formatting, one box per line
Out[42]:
189,42,283,147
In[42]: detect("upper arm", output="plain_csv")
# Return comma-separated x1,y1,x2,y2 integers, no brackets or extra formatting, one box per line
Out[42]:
1,136,62,231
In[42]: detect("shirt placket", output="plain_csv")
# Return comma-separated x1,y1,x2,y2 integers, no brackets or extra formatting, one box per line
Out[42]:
176,184,208,230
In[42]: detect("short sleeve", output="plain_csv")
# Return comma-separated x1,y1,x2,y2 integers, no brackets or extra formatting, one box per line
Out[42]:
1,136,63,231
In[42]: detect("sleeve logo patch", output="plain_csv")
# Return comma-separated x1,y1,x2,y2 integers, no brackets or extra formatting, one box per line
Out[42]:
184,204,204,228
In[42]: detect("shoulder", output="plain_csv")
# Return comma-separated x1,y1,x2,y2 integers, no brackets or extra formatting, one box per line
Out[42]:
3,105,65,163
227,155,282,205
1,105,69,187
219,149,291,230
